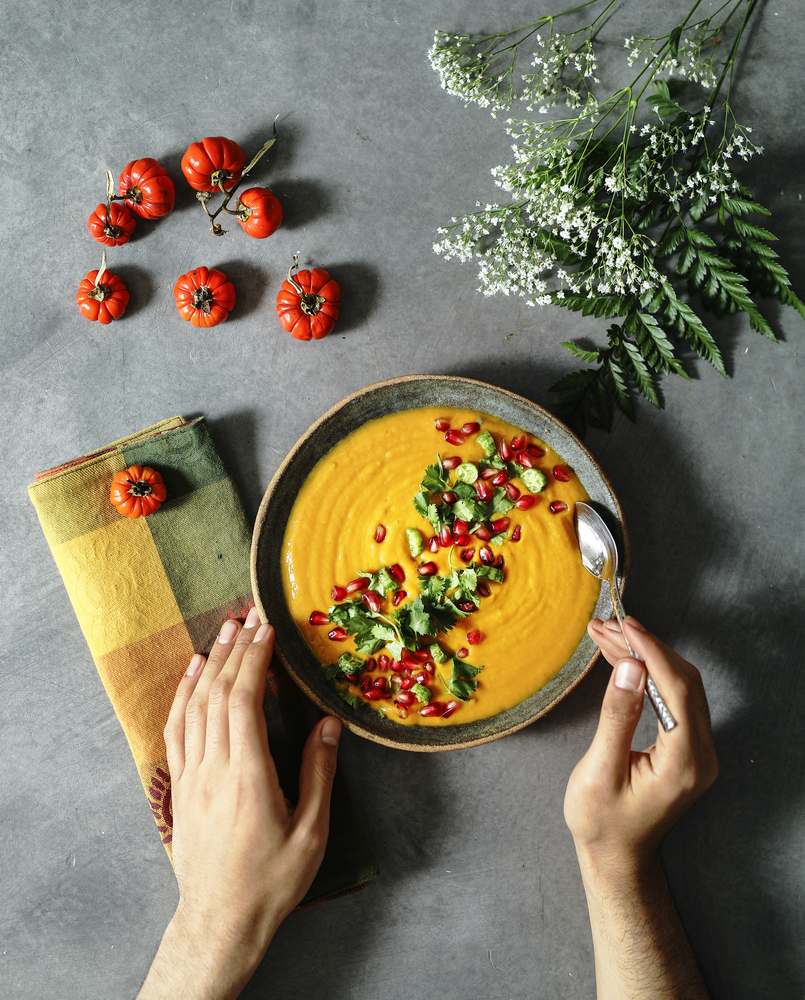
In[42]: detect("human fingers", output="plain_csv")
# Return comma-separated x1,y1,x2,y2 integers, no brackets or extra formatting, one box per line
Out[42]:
588,618,631,667
585,656,647,787
204,607,265,760
229,621,276,764
183,617,242,770
294,717,342,851
164,653,206,781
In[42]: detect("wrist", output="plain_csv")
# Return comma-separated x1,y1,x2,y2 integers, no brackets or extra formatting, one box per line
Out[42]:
573,838,658,897
138,903,277,1000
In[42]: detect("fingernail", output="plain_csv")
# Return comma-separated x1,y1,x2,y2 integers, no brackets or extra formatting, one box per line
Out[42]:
254,623,270,642
625,615,647,632
604,618,621,632
615,658,644,692
218,620,239,644
186,654,204,677
244,606,261,628
321,716,342,747
589,618,603,631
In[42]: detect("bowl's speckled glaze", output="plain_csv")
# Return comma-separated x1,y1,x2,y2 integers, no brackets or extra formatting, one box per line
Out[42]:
250,375,628,751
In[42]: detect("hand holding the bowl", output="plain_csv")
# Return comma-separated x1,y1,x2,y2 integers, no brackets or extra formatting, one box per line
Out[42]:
137,609,342,1000
564,616,718,1000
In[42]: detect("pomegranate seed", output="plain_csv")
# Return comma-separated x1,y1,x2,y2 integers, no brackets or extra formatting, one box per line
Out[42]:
479,545,494,565
373,676,388,691
378,654,390,670
444,429,465,445
419,702,444,717
423,662,435,675
363,688,383,701
396,706,409,719
454,537,471,550
439,525,453,548
391,660,403,674
476,481,493,501
442,490,458,505
553,465,572,482
460,546,475,562
515,496,537,510
417,561,438,576
516,451,534,468
491,471,508,486
415,672,428,685
360,676,371,693
511,525,522,542
434,418,450,431
550,500,569,514
461,421,480,435
346,577,368,593
527,444,545,457
443,455,461,470
495,555,504,569
344,673,359,684
361,590,381,613
504,482,521,500
476,581,491,597
453,518,468,538
388,563,405,584
456,647,469,658
473,524,492,540
414,648,431,662
511,434,525,450
401,648,419,664
327,627,348,641
396,690,415,705
427,536,440,553
308,610,329,626
374,524,386,542
498,439,513,461
480,467,498,480
331,585,348,601
491,516,510,534
456,599,476,613
393,589,407,606
441,700,460,719
366,657,377,672
391,673,402,684
403,666,413,678
467,630,481,645
400,677,414,691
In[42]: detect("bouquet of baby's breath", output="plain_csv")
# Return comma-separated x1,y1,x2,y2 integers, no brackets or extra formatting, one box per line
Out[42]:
429,0,804,436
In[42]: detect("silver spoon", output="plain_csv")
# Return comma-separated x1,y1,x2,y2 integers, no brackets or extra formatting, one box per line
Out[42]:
574,502,676,732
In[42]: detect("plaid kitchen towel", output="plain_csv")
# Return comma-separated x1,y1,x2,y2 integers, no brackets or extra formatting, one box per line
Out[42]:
28,416,378,908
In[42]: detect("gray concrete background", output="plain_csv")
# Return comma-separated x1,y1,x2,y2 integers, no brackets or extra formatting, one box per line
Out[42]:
2,0,803,996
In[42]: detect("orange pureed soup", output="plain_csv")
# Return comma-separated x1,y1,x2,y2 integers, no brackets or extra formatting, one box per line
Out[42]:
282,407,599,725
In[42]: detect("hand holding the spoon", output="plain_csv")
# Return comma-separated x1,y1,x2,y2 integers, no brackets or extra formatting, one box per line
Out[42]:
564,616,718,1000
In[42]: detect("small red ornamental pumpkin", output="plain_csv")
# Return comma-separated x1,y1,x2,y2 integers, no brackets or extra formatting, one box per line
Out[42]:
181,136,246,192
174,266,236,327
76,250,129,324
118,158,175,219
236,187,282,239
88,202,137,246
276,256,341,341
110,465,167,518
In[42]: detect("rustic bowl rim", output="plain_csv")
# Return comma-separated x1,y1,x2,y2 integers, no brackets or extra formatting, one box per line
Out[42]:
250,373,628,751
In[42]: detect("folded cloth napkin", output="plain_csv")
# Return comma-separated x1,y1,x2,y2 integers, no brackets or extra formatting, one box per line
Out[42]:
28,416,378,908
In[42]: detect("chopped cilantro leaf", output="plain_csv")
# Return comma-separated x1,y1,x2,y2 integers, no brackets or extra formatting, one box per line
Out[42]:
458,567,478,593
421,456,449,494
445,658,483,701
412,491,429,519
452,481,477,500
490,488,515,516
427,502,446,533
338,689,363,710
406,596,432,636
489,534,505,547
322,662,341,681
452,496,487,523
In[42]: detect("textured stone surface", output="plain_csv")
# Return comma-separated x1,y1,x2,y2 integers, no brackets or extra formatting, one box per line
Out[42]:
1,1,803,997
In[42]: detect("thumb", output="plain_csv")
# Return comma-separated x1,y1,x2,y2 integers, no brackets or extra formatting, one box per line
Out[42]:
296,716,341,835
587,658,647,783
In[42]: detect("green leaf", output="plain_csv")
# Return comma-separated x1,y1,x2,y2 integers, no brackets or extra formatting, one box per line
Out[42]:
560,341,600,364
621,341,660,406
338,689,363,710
656,226,686,257
444,658,483,701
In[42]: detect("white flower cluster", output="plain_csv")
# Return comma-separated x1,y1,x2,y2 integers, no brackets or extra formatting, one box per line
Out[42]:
520,31,599,114
428,26,599,119
623,28,717,89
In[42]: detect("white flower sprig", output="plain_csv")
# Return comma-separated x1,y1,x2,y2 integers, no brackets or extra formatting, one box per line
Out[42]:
429,0,802,434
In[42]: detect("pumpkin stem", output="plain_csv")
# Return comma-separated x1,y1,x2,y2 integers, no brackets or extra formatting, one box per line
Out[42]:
287,254,326,316
87,248,111,300
191,285,216,314
198,121,278,236
127,479,154,497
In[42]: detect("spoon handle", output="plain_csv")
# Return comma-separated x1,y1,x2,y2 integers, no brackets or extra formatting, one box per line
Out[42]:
609,584,676,733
